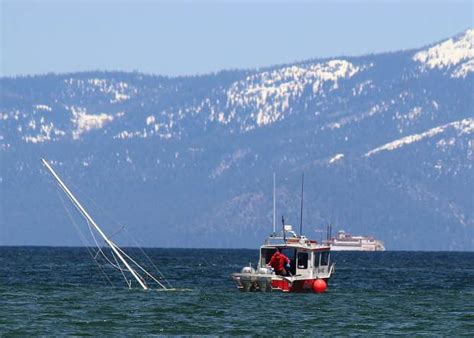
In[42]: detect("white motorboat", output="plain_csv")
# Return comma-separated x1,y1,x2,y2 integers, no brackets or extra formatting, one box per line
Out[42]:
231,174,335,293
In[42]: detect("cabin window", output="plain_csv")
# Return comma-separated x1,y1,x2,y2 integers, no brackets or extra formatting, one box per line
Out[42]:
281,248,296,261
320,251,330,266
297,252,308,269
314,252,320,267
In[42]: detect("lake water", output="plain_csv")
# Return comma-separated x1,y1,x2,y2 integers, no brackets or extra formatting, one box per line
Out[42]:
0,247,472,335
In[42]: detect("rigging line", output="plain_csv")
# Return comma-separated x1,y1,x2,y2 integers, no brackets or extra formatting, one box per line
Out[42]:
110,244,149,289
74,182,171,288
43,161,148,290
58,178,128,245
85,215,133,289
58,182,122,272
59,181,128,278
72,191,148,288
57,189,95,257
67,179,127,231
58,192,115,289
54,169,170,287
65,178,159,256
85,218,124,272
112,243,167,289
110,246,132,289
66,179,154,266
66,179,159,271
55,173,150,290
57,180,126,274
109,225,125,240
123,228,173,288
56,189,115,288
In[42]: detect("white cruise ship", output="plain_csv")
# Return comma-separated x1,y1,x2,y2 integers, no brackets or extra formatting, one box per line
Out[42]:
324,230,385,251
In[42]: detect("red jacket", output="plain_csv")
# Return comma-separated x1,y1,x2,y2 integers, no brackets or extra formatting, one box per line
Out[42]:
268,251,290,272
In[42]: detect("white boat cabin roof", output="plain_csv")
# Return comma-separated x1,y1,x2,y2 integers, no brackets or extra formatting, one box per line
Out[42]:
261,225,330,252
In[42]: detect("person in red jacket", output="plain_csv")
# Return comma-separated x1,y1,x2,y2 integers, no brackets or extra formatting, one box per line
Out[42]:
268,248,291,276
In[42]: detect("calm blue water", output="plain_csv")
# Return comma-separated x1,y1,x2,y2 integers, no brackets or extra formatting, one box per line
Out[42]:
0,247,473,335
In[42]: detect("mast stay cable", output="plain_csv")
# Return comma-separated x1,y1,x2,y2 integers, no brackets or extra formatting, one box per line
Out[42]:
56,189,115,288
59,178,127,273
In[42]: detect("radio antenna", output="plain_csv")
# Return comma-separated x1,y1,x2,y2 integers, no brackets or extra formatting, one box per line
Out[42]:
299,172,304,236
282,215,286,242
272,173,276,235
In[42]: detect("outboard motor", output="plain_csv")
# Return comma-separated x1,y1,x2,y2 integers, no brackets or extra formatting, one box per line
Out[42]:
256,267,272,292
239,266,256,292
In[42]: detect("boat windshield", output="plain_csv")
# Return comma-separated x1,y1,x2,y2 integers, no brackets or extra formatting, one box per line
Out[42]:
314,251,330,267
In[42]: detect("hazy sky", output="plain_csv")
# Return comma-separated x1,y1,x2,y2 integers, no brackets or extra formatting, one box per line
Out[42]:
1,0,472,77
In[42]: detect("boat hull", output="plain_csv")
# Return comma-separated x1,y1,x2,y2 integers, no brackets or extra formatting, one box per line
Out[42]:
271,278,329,293
231,273,329,293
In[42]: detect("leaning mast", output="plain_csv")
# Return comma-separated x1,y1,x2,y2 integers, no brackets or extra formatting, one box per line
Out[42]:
41,158,149,290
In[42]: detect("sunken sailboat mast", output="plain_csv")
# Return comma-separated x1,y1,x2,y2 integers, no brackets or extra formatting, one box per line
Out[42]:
41,158,166,290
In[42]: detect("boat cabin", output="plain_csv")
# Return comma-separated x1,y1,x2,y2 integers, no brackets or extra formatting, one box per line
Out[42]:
259,244,331,276
259,225,332,280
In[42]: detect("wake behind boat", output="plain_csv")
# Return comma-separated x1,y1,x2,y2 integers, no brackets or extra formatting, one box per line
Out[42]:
41,158,172,291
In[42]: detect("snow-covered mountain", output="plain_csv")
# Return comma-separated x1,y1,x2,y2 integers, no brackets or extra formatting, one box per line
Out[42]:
1,29,472,250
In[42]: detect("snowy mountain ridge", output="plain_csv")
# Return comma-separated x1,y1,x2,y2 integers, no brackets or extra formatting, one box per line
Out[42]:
1,30,472,146
0,29,472,250
413,28,474,77
365,118,474,157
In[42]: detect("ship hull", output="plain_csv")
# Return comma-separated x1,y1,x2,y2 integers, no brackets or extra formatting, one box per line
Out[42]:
329,245,385,251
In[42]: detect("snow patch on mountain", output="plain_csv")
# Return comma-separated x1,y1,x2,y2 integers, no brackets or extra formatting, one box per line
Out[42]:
89,79,132,103
225,60,363,130
365,118,474,156
65,78,135,103
70,106,114,140
413,29,473,78
436,137,456,152
395,106,424,132
352,80,374,96
211,148,250,178
452,59,474,78
146,115,156,125
325,102,389,130
34,104,52,112
114,130,145,140
23,121,66,144
113,122,173,140
329,153,344,164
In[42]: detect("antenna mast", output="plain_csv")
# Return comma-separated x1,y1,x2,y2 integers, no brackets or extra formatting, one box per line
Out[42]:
282,215,286,242
299,172,304,236
272,173,276,235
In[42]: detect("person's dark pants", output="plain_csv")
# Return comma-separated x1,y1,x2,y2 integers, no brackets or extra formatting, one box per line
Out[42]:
276,269,288,276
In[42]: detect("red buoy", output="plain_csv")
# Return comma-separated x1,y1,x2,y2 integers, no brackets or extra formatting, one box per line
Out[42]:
312,279,327,293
